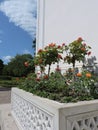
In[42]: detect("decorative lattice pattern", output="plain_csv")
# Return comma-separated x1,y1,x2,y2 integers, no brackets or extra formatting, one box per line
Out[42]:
11,92,54,130
67,113,98,130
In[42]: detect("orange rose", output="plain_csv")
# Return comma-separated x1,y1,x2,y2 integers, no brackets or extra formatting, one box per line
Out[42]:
16,77,19,80
81,47,85,51
86,73,91,78
76,73,82,77
49,43,56,47
44,75,48,79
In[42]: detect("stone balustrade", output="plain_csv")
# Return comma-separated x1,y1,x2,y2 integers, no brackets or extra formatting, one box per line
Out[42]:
11,87,98,130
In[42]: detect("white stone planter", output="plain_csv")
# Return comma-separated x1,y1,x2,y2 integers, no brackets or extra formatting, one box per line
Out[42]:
11,87,98,130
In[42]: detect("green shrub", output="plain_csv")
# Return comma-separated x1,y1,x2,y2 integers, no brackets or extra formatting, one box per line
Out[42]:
18,70,98,103
0,80,18,87
0,77,25,88
18,38,98,103
0,75,12,80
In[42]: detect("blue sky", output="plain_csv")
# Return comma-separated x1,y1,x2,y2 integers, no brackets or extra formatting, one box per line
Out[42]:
0,0,37,64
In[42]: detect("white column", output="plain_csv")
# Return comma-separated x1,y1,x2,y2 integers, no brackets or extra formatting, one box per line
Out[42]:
36,0,45,53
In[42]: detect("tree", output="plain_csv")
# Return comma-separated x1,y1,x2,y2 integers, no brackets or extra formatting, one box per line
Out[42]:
32,38,36,55
6,54,35,77
0,59,4,75
34,43,63,76
64,37,91,68
2,65,9,75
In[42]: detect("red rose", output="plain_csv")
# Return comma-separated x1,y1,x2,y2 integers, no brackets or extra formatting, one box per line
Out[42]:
87,51,91,56
44,75,48,79
58,54,62,59
58,45,61,48
83,43,86,46
36,78,40,81
77,37,83,42
38,49,43,53
56,67,61,71
62,43,65,46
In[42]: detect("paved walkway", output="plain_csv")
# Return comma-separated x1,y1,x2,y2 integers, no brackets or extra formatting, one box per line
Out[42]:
0,90,11,104
0,104,19,130
0,88,19,130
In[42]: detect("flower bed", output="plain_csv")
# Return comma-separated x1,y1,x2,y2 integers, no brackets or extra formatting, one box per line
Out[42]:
18,71,98,103
13,38,98,130
22,37,98,103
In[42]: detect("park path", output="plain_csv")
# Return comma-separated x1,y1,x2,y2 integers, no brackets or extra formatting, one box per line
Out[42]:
0,88,11,104
0,88,19,130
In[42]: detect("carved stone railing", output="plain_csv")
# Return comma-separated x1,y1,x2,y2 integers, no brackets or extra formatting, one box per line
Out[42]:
11,88,98,130
67,112,98,130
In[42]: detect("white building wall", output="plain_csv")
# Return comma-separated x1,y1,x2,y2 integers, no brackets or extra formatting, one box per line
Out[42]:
36,0,98,73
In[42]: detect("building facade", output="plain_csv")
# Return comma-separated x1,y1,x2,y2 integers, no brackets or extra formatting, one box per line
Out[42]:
36,0,98,73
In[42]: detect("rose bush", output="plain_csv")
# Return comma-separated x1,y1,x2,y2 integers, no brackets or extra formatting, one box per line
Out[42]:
64,37,91,68
33,43,64,76
18,37,98,103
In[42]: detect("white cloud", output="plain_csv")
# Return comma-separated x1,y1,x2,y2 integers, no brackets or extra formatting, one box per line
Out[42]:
2,55,13,63
22,49,31,54
0,0,37,39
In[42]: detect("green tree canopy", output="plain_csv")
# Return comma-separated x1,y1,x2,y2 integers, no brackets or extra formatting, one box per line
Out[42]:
32,38,36,55
5,54,35,77
0,59,4,75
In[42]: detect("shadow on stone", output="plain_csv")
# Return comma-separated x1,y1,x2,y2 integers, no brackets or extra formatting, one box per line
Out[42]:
0,87,11,91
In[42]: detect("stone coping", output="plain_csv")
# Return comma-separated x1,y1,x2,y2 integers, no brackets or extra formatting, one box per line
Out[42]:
12,87,98,116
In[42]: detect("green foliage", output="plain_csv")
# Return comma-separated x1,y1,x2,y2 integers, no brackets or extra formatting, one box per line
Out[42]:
0,80,18,87
0,79,18,87
18,38,98,103
63,70,95,102
18,70,98,103
0,59,4,75
4,54,35,77
34,43,64,76
0,76,27,88
0,75,12,80
32,38,36,55
18,72,66,101
64,37,91,67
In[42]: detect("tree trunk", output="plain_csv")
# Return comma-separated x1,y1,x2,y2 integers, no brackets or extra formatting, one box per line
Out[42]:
48,65,51,77
72,58,76,82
